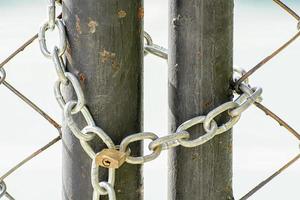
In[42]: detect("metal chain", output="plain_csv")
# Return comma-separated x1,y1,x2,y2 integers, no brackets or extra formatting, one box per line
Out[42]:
1,0,299,199
37,2,262,199
38,2,117,199
144,31,168,60
47,0,56,30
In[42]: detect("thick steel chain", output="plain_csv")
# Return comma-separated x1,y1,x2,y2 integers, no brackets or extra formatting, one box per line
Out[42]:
38,2,262,200
38,2,115,199
144,31,168,60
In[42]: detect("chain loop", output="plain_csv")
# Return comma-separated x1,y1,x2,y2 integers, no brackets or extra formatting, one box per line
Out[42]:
91,159,116,195
39,19,67,58
144,31,168,60
239,82,263,102
48,0,56,30
148,131,190,151
55,72,86,114
0,68,6,85
80,126,116,159
52,46,68,85
144,31,153,57
99,182,116,200
120,132,162,164
176,116,218,147
234,92,249,105
54,80,64,109
64,101,95,141
144,44,168,60
80,140,96,159
93,182,116,200
230,87,262,117
0,181,6,198
204,102,241,135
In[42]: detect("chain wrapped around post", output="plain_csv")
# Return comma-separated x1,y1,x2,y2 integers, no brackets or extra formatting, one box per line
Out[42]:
37,1,263,199
2,0,300,199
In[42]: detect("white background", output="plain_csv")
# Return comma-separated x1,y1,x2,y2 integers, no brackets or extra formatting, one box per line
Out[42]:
0,0,300,199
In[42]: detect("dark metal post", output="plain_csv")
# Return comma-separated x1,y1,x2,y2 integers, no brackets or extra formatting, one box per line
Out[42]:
168,0,234,199
62,1,143,199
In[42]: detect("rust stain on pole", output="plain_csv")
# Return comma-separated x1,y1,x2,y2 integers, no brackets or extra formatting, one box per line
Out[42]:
88,19,98,33
137,7,144,21
118,10,127,18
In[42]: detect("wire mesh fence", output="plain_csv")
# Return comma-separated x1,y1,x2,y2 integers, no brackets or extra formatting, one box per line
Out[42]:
0,0,300,199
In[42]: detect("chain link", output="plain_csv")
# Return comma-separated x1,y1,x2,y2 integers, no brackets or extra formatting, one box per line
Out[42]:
143,31,153,57
204,102,241,134
91,159,116,196
64,101,95,141
144,31,168,60
48,0,56,30
60,73,86,113
177,116,218,148
38,19,66,58
93,182,116,200
230,86,262,117
52,46,68,85
79,126,115,159
148,131,189,151
120,132,162,164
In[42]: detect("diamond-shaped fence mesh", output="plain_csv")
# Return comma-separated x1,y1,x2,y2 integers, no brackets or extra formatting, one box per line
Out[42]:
0,0,299,199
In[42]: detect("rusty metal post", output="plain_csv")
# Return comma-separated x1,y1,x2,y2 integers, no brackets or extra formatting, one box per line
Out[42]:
168,0,234,199
62,1,143,199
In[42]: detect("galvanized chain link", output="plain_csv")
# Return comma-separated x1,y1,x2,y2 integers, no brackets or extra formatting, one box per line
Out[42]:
144,31,168,60
37,1,262,199
47,0,56,30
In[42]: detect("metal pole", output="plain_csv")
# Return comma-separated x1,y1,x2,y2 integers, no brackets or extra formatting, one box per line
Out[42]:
62,1,143,199
168,0,234,199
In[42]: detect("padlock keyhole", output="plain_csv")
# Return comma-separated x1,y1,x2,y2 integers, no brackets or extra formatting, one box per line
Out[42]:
102,159,111,167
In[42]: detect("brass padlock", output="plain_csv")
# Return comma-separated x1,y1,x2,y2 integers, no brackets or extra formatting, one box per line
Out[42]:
96,149,126,169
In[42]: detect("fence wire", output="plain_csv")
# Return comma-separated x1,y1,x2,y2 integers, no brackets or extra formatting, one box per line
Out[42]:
236,0,300,199
0,0,299,199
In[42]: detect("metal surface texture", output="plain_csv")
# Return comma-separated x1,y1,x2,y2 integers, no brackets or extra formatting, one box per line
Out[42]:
168,0,234,199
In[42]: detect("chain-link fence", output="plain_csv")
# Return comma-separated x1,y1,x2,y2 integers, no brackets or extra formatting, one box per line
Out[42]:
0,0,300,199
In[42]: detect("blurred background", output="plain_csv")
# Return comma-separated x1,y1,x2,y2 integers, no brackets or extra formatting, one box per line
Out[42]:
0,0,300,199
